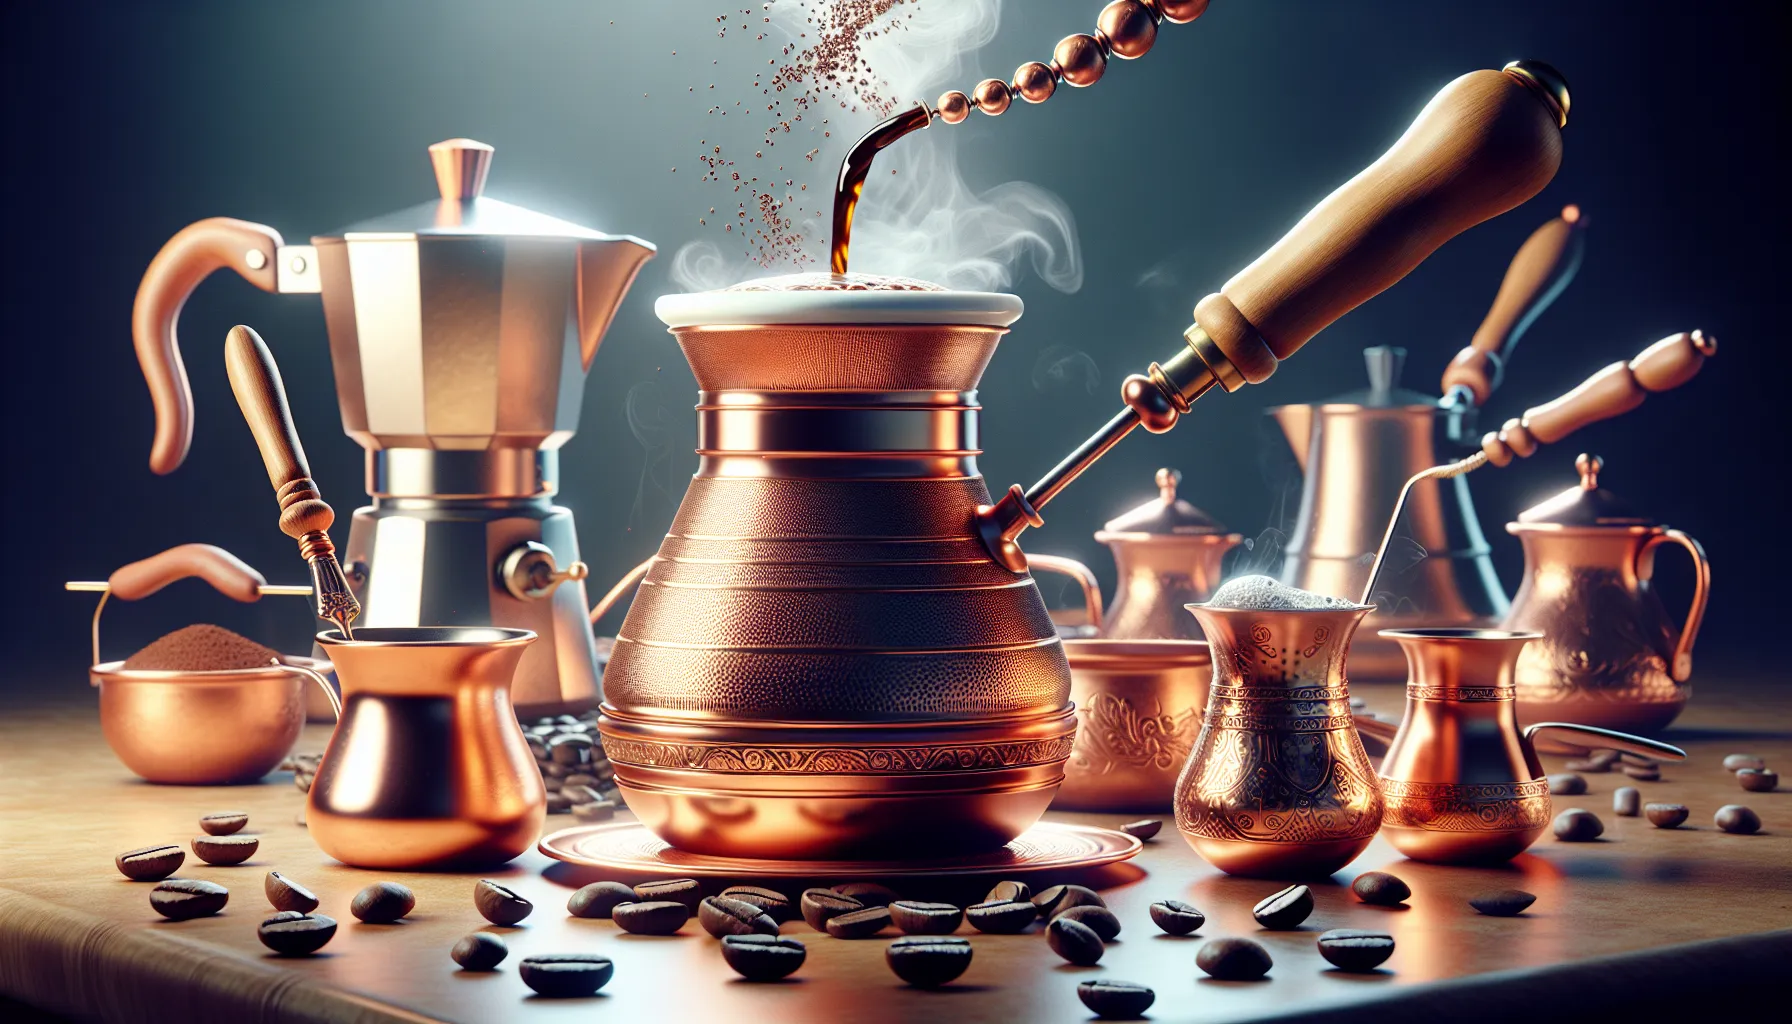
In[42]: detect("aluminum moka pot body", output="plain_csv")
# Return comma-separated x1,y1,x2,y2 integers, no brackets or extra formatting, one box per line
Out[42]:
597,287,1076,860
1173,603,1384,878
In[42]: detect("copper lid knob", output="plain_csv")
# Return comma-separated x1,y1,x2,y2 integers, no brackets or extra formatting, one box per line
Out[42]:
429,138,495,201
1576,452,1602,490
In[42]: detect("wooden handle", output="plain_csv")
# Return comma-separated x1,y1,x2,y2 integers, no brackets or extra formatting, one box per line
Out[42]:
107,544,268,603
1442,205,1588,404
134,218,284,475
223,325,335,541
1192,64,1567,384
1481,330,1716,466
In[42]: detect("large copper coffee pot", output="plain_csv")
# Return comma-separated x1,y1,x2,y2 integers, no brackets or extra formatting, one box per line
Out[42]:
1505,454,1710,733
1273,207,1587,679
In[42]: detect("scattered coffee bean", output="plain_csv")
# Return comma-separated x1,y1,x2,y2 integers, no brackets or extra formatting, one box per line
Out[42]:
1738,768,1778,793
885,936,972,987
567,881,635,919
890,900,963,935
720,885,793,922
1316,929,1394,972
1078,980,1155,1019
1546,773,1587,796
1468,889,1536,917
721,934,806,980
519,953,613,997
258,913,337,956
474,879,533,926
1645,803,1690,829
1613,787,1641,817
548,733,594,767
699,896,780,938
965,899,1036,934
1120,819,1162,841
635,878,702,913
1033,884,1105,918
825,905,891,939
150,879,229,920
984,879,1031,904
1724,754,1765,773
199,811,249,836
1197,937,1272,980
1350,871,1410,907
1047,916,1105,965
116,845,184,882
1589,749,1621,768
1149,899,1205,936
526,735,549,761
613,900,689,935
1057,904,1121,941
563,772,601,790
1553,808,1604,842
832,881,899,907
1619,752,1656,767
572,801,616,824
543,763,570,780
452,931,508,971
1564,757,1611,773
545,792,573,814
191,834,258,866
562,784,604,806
351,882,415,923
1252,884,1313,930
265,871,318,913
1623,764,1661,782
1715,805,1762,835
799,888,862,931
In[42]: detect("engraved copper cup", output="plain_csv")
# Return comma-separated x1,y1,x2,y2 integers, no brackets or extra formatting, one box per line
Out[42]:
1172,603,1384,878
1054,639,1212,812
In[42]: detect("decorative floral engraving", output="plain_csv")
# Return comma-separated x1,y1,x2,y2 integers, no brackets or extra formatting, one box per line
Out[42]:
602,734,1076,774
1378,777,1552,832
1070,692,1200,775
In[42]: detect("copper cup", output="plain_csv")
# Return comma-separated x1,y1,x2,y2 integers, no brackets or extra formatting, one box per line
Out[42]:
93,659,323,784
1055,639,1211,812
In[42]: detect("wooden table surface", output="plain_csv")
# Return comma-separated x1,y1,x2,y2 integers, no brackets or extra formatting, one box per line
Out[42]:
3,678,1790,1024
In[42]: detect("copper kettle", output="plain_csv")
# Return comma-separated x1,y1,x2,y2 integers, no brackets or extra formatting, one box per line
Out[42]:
1505,454,1710,733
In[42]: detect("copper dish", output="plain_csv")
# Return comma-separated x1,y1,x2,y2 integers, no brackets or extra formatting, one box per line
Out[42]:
93,658,324,785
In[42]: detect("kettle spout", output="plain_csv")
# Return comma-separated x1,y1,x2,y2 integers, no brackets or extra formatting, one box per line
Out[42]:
576,236,656,372
1270,404,1315,473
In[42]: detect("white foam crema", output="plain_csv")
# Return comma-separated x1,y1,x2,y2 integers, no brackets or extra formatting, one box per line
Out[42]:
654,271,1023,329
1204,575,1368,612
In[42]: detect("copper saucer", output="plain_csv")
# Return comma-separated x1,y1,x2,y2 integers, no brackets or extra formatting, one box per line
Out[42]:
539,821,1141,878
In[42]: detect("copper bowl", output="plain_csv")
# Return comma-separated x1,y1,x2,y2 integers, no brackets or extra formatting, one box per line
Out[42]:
1054,639,1211,812
91,657,322,784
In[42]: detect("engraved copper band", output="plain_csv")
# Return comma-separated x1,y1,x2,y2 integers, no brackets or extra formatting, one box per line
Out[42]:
1406,685,1515,702
1208,684,1351,702
602,733,1076,775
1379,777,1552,832
1203,713,1357,732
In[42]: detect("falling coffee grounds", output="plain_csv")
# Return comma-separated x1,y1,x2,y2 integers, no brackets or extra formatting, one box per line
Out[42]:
121,624,279,672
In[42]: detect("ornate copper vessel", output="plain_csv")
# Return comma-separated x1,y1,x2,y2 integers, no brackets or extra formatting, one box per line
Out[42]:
1172,603,1384,878
1506,454,1710,732
1055,639,1212,812
1378,627,1684,864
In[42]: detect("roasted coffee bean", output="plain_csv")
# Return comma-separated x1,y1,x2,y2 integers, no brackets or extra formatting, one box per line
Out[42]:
191,834,258,866
965,899,1036,934
543,762,569,780
1149,899,1204,936
890,900,963,935
351,882,415,923
519,953,614,997
1715,804,1762,834
1078,980,1155,1019
1738,768,1779,793
116,845,184,882
1553,808,1604,842
1057,904,1121,941
545,792,573,814
720,885,794,922
1120,819,1162,841
199,811,249,836
1724,754,1766,773
258,913,337,956
832,881,899,907
1546,773,1587,795
1351,871,1410,907
800,888,862,931
1619,752,1656,768
824,905,891,939
721,934,807,980
562,772,601,790
634,878,702,913
561,784,604,806
567,881,635,919
699,896,780,938
885,936,972,987
1196,937,1272,980
1468,889,1535,917
526,735,550,761
1047,916,1105,965
572,801,616,823
984,879,1031,904
1564,757,1611,773
1613,787,1642,817
613,900,689,935
474,879,533,926
1033,884,1104,918
451,931,509,971
548,733,594,767
1252,884,1313,930
1589,748,1621,768
1623,764,1661,782
265,871,318,913
1317,929,1394,972
150,879,229,920
1646,803,1690,828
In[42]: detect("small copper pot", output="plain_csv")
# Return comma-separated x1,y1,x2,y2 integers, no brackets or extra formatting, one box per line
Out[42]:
93,659,325,784
1055,639,1211,812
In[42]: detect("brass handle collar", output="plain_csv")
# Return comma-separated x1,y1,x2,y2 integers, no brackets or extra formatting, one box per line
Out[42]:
499,541,590,601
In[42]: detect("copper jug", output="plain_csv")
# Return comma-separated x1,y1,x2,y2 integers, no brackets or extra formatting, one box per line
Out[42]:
1172,602,1385,878
1377,627,1685,864
1504,454,1710,733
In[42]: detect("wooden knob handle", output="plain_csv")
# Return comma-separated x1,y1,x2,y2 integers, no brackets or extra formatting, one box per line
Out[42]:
108,543,267,603
1442,205,1588,404
223,325,335,540
1481,330,1716,466
1193,64,1568,384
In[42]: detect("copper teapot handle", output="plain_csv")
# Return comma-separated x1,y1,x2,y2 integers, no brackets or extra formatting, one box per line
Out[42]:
1522,722,1687,762
1637,529,1710,682
589,557,656,626
1022,554,1105,630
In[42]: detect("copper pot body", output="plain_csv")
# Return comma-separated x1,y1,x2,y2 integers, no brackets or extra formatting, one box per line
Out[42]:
308,627,545,869
93,661,308,784
598,323,1076,860
1173,605,1384,878
1095,533,1242,640
1505,525,1710,733
1055,639,1212,812
1376,628,1552,864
